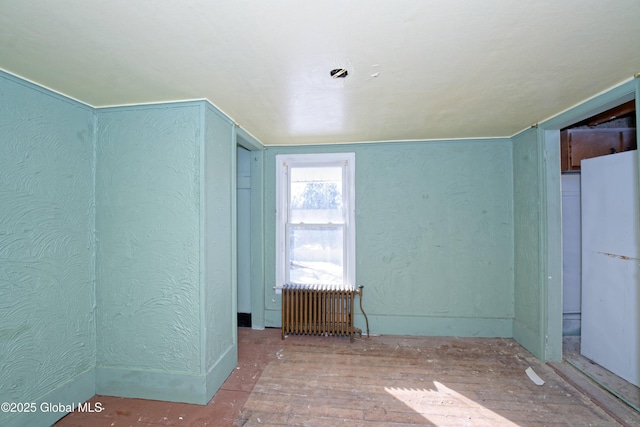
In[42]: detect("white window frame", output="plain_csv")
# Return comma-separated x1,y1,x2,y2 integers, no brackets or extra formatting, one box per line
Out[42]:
275,152,356,292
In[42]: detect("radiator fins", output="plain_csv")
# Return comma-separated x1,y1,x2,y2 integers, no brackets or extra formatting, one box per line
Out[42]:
281,284,361,342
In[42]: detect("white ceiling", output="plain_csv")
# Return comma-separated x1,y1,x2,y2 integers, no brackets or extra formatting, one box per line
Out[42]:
1,1,639,146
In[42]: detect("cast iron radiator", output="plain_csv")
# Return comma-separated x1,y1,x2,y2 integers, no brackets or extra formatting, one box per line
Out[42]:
281,284,367,343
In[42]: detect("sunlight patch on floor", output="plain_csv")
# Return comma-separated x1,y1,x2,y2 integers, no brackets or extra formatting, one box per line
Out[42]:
385,381,519,426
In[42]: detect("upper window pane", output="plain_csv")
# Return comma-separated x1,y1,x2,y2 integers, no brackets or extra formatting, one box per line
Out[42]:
289,166,343,224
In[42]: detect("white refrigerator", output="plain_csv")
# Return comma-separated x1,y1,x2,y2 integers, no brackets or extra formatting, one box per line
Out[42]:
581,150,639,387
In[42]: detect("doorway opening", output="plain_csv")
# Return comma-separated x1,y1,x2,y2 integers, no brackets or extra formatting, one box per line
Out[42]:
237,145,252,327
235,128,265,330
560,100,638,409
561,99,637,338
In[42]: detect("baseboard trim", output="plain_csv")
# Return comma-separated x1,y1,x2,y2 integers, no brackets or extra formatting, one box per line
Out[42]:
1,368,95,427
96,344,237,405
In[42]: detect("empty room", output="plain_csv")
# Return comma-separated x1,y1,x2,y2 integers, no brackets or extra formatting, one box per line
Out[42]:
1,1,639,426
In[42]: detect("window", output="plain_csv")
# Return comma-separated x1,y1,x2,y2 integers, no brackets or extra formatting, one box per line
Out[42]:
276,153,355,291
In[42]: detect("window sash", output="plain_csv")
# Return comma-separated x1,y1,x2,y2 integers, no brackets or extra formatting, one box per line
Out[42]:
285,223,346,286
288,165,345,225
275,153,355,292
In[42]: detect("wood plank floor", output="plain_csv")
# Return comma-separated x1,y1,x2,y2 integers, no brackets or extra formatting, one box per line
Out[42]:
56,328,640,427
562,336,640,411
236,331,634,427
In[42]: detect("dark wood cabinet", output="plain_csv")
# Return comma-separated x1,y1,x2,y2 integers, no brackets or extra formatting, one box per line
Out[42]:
560,128,637,171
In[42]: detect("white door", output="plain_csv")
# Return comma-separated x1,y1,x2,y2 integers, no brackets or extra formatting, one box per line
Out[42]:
581,150,639,387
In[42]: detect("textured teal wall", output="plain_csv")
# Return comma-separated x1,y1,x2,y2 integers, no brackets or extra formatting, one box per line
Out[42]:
0,72,96,426
0,75,238,413
94,101,236,404
202,104,238,397
95,103,201,375
512,128,543,359
264,139,514,337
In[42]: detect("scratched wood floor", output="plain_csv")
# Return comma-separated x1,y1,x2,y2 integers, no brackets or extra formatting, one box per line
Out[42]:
57,328,639,427
235,330,636,427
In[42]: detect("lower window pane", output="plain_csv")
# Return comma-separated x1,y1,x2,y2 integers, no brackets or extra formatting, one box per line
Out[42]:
288,226,343,286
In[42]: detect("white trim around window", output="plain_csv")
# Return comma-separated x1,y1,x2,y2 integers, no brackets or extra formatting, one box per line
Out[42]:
275,152,356,292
